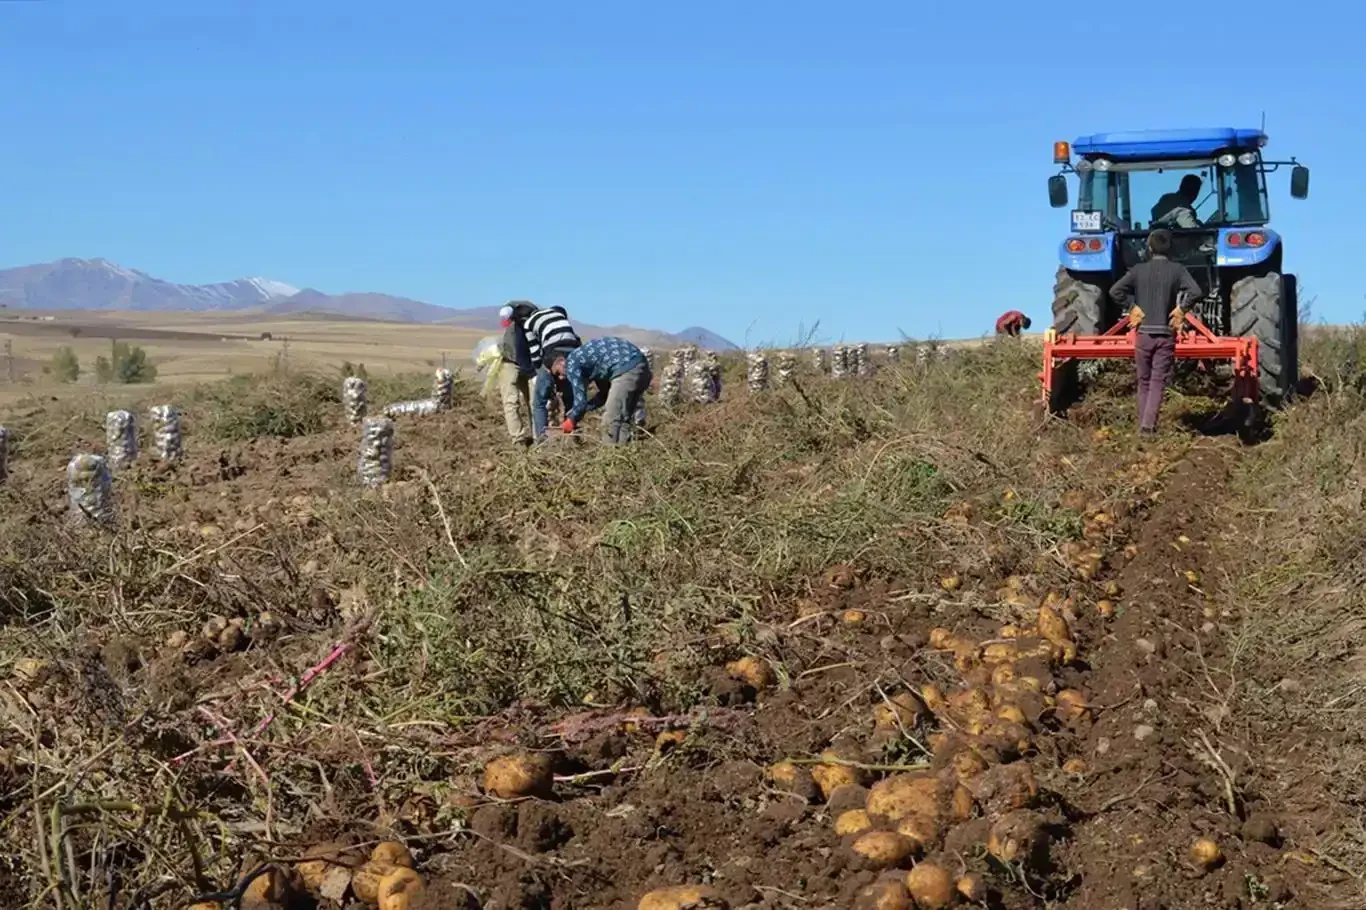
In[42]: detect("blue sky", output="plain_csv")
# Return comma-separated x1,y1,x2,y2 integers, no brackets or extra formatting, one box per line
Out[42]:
0,2,1360,345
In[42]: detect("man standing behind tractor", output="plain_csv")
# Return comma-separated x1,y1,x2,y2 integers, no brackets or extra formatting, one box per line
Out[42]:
1108,229,1203,436
995,311,1032,337
549,336,652,444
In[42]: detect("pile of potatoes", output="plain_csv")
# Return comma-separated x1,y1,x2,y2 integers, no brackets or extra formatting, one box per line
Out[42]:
186,841,423,910
770,600,1091,906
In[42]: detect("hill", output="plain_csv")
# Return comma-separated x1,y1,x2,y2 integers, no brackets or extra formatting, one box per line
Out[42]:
0,258,738,349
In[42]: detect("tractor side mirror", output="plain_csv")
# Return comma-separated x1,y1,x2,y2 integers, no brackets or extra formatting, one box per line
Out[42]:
1290,165,1310,199
1048,175,1069,208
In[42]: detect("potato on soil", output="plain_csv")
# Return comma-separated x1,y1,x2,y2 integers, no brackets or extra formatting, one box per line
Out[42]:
244,864,304,903
1189,837,1223,870
836,809,874,836
1061,757,1088,775
950,749,989,782
812,753,863,798
482,751,554,799
370,841,413,868
905,862,955,909
894,813,942,850
843,609,868,625
725,656,775,689
956,873,986,902
1096,599,1116,618
1036,604,1070,647
867,774,944,824
987,810,1048,869
827,783,869,814
855,876,910,910
874,692,926,731
1054,689,1091,726
920,685,947,715
638,885,729,910
352,862,395,904
968,762,1038,813
296,842,349,892
940,573,962,592
951,784,975,820
852,831,917,868
376,866,424,910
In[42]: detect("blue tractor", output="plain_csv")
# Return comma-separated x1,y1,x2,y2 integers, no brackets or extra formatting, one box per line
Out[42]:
1046,128,1309,409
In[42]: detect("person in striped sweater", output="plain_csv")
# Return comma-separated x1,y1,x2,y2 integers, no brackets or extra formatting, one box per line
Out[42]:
509,302,584,442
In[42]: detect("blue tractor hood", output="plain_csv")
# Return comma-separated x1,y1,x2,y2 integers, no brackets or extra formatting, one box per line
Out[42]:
1073,128,1267,161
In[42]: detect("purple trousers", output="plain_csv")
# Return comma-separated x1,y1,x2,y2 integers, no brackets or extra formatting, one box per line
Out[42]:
1135,332,1175,430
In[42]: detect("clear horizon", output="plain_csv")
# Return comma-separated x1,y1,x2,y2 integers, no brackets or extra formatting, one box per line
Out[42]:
1,3,1360,345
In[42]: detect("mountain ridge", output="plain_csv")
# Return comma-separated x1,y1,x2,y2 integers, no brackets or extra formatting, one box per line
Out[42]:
0,258,739,349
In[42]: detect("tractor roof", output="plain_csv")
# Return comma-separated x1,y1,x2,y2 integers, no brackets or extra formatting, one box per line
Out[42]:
1073,128,1267,161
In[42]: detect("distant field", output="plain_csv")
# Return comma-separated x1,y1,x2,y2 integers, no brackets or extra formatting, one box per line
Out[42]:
0,310,489,404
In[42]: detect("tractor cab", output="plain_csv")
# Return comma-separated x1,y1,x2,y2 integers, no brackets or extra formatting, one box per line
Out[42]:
1044,128,1308,410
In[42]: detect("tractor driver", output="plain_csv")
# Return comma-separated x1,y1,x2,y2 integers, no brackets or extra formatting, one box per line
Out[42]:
1151,174,1203,229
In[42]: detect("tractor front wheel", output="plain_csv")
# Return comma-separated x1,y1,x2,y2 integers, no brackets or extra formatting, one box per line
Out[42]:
1230,272,1298,406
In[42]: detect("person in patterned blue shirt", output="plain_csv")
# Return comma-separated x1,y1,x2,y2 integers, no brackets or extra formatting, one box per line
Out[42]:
547,336,652,443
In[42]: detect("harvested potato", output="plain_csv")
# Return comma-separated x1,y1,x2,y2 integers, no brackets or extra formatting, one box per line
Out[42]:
482,752,554,799
655,730,689,752
371,841,413,869
202,616,229,642
827,783,870,814
638,885,729,910
968,762,1038,813
998,625,1022,639
905,862,955,909
245,864,303,904
873,692,926,731
996,704,1026,725
1054,690,1091,726
812,753,863,798
768,761,799,789
867,774,943,824
1036,604,1070,647
375,866,424,910
987,810,1047,868
951,784,975,821
725,656,776,689
855,877,910,910
852,831,917,868
950,749,989,782
894,813,941,850
1189,837,1223,870
1061,758,1088,775
940,573,962,592
991,662,1018,689
956,873,986,902
981,641,1018,665
842,610,868,625
835,809,874,836
920,685,946,715
352,862,395,904
296,842,348,892
1096,599,1116,619
928,628,956,650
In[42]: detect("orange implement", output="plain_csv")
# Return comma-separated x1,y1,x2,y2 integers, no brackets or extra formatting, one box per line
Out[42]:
1041,312,1260,413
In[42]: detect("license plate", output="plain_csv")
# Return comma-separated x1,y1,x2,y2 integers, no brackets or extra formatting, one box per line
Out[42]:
1071,210,1102,232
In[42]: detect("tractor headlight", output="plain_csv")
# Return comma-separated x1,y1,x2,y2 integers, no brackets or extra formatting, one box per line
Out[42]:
1092,158,1112,172
1237,152,1257,166
1075,159,1093,172
1218,153,1237,168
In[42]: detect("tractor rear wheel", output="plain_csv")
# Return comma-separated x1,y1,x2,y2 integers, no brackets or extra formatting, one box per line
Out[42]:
1048,268,1107,413
1230,272,1298,406
1051,267,1106,335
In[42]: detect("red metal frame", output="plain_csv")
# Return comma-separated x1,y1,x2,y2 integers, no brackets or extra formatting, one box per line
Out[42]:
1041,312,1261,410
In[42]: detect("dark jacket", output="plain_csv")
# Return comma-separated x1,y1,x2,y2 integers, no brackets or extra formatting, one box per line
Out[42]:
1109,255,1202,336
500,322,536,374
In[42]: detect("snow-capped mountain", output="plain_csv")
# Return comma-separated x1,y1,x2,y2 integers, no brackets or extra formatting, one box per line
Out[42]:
0,258,299,312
